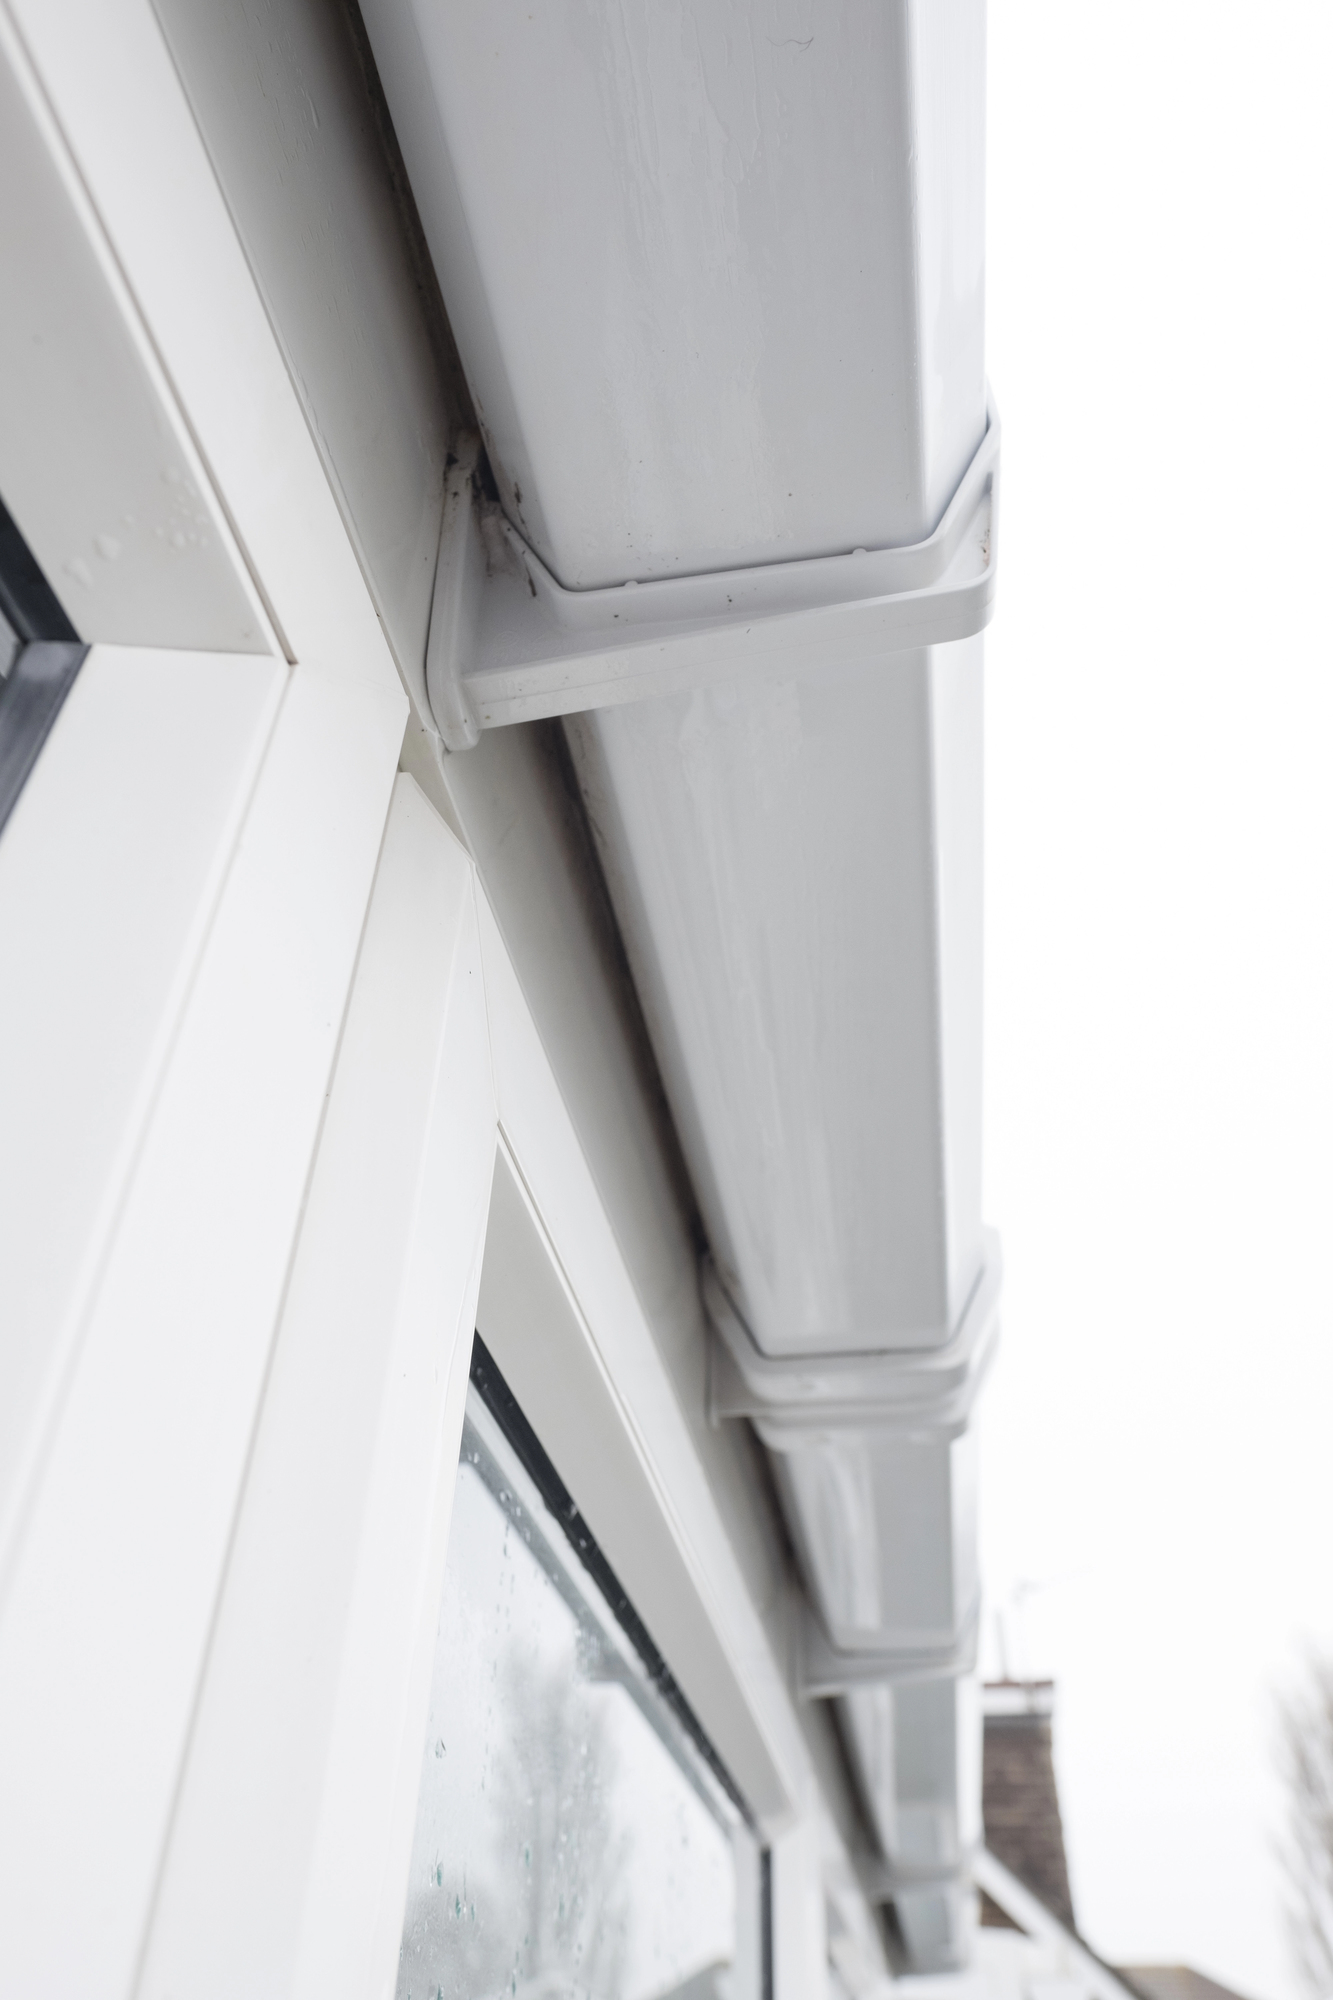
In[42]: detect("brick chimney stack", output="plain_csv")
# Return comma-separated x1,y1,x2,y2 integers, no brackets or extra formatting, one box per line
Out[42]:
979,1679,1076,1931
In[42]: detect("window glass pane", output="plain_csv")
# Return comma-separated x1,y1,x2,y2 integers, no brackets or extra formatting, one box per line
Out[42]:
397,1379,759,2000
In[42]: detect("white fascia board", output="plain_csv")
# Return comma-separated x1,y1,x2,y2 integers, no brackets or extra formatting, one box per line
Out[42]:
4,0,403,695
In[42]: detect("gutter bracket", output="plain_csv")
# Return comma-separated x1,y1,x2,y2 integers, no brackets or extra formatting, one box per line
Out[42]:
705,1237,1002,1433
426,398,1000,741
800,1595,980,1699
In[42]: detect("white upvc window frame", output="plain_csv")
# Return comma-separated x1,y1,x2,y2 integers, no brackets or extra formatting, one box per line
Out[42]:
0,1,893,1990
0,667,854,1997
0,644,409,1998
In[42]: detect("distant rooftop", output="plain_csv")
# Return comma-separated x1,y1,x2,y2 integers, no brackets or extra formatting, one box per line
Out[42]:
1119,1968,1257,2000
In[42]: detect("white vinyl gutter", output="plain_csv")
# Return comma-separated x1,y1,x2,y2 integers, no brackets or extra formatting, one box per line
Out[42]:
360,0,996,1971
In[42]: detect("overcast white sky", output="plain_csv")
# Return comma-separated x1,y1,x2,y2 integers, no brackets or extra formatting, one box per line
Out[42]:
979,4,1333,1996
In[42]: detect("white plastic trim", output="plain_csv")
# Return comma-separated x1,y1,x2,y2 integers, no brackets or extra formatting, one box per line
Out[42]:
427,402,999,747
